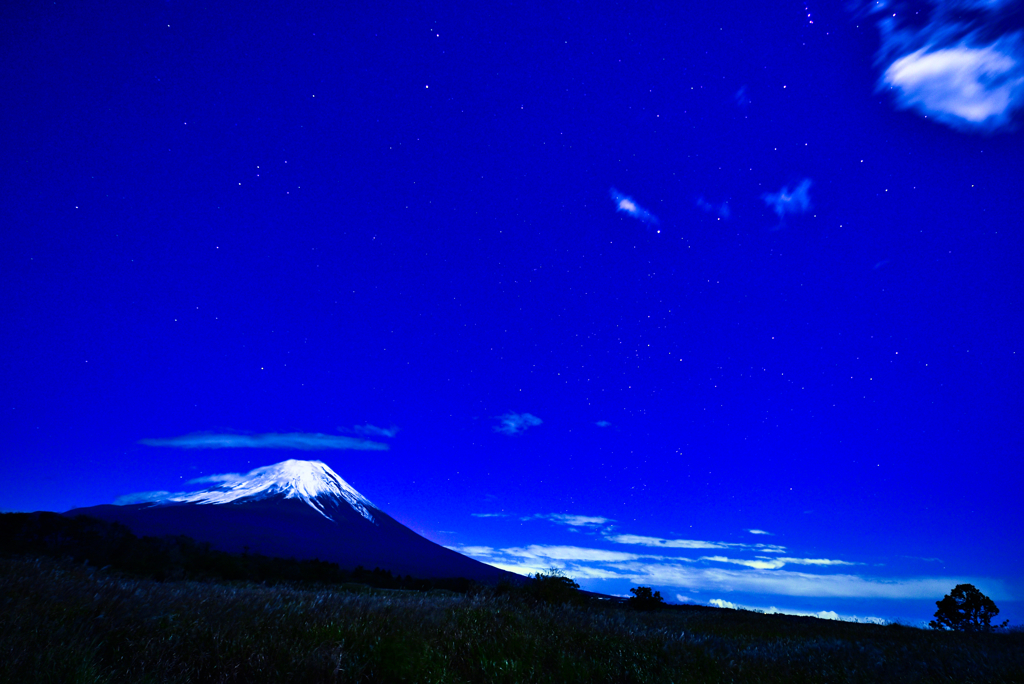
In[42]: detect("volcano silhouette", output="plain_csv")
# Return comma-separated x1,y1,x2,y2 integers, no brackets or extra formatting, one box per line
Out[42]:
67,459,518,582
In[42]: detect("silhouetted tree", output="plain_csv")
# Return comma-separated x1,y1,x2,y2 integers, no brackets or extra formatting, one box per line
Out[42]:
528,568,583,605
627,586,665,611
929,584,1008,632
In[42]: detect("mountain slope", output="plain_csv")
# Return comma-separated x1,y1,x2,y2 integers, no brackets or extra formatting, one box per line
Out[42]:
66,460,519,582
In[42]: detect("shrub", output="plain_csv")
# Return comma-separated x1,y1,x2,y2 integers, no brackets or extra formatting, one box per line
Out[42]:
527,568,584,605
627,586,665,611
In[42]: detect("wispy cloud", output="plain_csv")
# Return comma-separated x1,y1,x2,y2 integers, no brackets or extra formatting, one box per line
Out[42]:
902,556,945,564
610,187,660,228
502,545,663,563
858,0,1024,132
112,490,172,505
747,529,773,536
340,424,400,438
709,598,743,610
458,546,496,556
696,196,731,220
494,413,542,435
607,533,787,554
461,540,992,599
765,606,841,621
703,555,788,570
595,420,612,428
702,555,860,570
762,179,812,221
471,512,508,518
710,599,889,623
139,432,389,451
709,599,849,621
525,514,613,529
187,473,247,485
602,561,991,599
777,557,861,567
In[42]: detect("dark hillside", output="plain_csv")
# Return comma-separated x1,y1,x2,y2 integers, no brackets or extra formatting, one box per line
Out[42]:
0,512,501,592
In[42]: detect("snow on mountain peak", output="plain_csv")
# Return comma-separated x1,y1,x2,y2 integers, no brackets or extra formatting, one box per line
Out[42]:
163,459,377,522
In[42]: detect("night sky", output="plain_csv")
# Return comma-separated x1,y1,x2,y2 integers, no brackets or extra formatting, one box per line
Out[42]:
2,0,1021,625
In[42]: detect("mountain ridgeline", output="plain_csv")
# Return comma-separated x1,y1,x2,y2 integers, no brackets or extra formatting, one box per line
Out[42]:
0,512,485,592
57,459,519,584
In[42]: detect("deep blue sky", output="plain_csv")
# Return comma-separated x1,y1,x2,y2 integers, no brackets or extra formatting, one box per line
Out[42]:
3,0,1022,624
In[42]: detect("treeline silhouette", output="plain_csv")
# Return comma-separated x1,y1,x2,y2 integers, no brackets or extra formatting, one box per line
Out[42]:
0,512,478,593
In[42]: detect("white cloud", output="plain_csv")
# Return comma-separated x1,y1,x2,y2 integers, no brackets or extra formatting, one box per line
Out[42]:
703,555,789,570
709,600,841,620
709,598,743,610
747,529,773,535
860,0,1024,132
766,606,841,621
884,38,1024,130
139,432,388,451
610,187,659,227
457,540,984,599
607,533,732,550
702,555,859,571
483,559,628,580
494,413,542,435
526,513,613,528
501,544,660,563
471,512,508,518
607,561,990,599
607,533,787,554
778,557,860,567
712,600,886,623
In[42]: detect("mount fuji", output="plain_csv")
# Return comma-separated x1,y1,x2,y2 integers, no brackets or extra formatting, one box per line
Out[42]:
66,459,518,582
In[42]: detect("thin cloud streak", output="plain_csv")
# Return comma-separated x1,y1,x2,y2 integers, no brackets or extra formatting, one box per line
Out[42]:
139,432,389,451
608,533,787,553
456,541,1005,600
342,424,400,438
112,490,173,505
187,473,247,485
501,544,667,563
707,599,882,623
701,556,860,570
606,562,997,599
702,555,788,570
525,513,613,528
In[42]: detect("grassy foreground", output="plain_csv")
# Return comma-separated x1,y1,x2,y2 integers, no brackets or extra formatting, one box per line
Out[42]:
2,556,1022,684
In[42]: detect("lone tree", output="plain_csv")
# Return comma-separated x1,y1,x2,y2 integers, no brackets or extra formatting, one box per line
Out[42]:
929,584,1008,632
528,568,583,605
627,586,665,611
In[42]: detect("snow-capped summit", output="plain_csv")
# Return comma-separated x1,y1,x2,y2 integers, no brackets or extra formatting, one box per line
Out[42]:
161,459,377,522
72,458,522,583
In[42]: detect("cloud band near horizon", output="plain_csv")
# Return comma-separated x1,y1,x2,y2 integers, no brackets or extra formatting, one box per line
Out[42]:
139,432,389,451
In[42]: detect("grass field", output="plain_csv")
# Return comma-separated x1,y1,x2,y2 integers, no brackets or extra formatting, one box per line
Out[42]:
2,555,1022,683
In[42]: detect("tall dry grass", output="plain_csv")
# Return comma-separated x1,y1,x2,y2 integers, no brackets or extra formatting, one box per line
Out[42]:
2,555,1022,683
